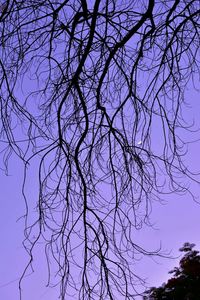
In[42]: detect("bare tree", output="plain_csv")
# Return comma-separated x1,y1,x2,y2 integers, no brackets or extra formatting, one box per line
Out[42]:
0,0,200,299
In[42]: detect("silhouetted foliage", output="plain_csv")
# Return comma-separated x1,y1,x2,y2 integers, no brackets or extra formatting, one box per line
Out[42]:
0,1,200,299
143,243,200,300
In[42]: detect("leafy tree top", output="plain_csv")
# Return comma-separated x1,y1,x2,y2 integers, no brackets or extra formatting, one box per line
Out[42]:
143,243,200,300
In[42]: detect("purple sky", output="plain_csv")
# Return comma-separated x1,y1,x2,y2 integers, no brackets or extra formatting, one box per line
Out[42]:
0,2,200,298
0,87,200,300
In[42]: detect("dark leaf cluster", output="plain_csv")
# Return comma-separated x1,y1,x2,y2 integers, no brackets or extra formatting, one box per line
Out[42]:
144,243,200,300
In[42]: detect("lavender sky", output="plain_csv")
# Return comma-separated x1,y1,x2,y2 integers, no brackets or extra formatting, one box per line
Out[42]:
0,86,200,300
1,2,200,300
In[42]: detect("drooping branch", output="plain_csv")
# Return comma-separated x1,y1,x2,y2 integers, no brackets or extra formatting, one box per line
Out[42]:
0,0,200,299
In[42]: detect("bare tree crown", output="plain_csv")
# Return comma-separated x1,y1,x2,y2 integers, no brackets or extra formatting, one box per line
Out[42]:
0,0,200,299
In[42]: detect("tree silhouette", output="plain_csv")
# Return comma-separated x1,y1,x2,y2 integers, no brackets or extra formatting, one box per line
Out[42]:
143,243,200,300
0,1,200,299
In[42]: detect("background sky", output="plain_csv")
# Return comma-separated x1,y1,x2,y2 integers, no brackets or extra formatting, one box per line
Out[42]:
0,1,200,297
0,85,200,300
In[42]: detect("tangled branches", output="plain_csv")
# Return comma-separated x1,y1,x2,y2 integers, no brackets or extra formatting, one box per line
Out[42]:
0,0,200,299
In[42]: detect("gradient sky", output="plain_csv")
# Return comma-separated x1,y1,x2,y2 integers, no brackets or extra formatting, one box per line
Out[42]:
0,85,200,300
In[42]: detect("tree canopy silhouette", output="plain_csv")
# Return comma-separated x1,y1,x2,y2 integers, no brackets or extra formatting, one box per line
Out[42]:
143,243,200,300
0,1,200,299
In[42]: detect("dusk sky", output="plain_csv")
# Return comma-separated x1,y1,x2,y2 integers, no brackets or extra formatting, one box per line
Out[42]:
1,86,200,299
0,1,200,300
